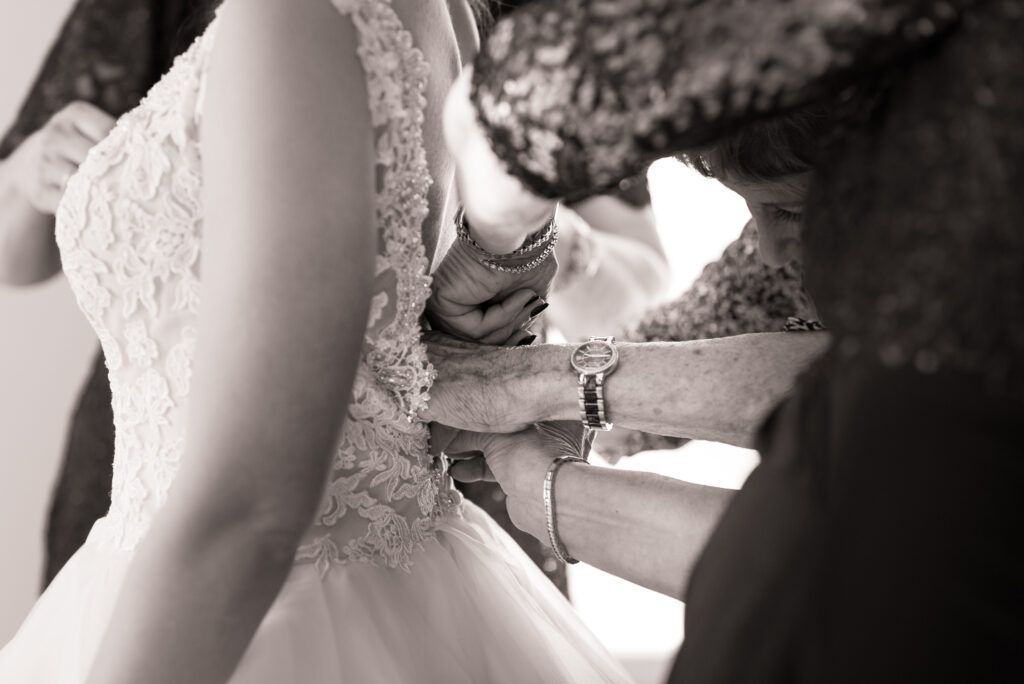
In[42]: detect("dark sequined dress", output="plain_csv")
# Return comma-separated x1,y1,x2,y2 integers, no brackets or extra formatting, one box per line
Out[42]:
472,1,1024,679
0,0,216,587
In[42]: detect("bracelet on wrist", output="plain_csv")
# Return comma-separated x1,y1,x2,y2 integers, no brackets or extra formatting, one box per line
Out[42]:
543,455,586,565
455,205,559,274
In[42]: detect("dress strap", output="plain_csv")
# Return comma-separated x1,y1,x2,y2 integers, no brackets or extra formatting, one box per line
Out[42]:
329,0,436,420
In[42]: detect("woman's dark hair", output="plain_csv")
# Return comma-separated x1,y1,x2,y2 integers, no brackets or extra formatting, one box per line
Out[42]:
681,104,831,182
470,0,496,32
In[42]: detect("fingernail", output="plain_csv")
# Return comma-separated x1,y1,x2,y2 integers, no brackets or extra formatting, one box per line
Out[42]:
516,334,537,346
524,294,540,307
529,302,549,317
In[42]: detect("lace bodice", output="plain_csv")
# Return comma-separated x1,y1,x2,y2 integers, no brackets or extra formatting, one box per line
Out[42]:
54,0,459,574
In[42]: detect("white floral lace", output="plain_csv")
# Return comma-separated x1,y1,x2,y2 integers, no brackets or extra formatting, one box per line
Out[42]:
54,0,459,572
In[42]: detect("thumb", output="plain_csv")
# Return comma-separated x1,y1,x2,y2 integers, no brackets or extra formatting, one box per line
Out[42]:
449,456,496,483
444,430,499,456
429,423,462,457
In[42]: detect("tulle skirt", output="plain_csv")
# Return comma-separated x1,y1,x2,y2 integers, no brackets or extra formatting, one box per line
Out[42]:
0,501,632,683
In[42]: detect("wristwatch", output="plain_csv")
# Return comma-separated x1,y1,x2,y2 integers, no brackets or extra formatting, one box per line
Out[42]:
569,336,619,431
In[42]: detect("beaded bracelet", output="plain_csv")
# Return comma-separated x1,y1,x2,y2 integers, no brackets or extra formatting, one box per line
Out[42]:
543,455,587,565
454,205,559,274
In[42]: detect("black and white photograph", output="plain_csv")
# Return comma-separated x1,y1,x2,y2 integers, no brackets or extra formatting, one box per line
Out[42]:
0,1,1021,682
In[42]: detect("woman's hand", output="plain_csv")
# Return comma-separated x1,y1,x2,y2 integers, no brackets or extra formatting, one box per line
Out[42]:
427,236,555,344
7,101,115,214
444,426,557,540
446,421,590,485
422,333,576,432
0,101,115,285
445,423,735,599
443,67,557,254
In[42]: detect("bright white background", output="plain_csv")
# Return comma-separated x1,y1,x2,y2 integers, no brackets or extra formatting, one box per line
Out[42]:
0,4,758,682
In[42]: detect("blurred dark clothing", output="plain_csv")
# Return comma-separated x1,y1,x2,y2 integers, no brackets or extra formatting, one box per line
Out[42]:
672,358,1024,683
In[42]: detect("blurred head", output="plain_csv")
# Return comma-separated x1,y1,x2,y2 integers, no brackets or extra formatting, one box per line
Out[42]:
681,106,830,267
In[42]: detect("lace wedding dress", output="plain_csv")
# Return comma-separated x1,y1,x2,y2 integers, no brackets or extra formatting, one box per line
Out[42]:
0,2,631,681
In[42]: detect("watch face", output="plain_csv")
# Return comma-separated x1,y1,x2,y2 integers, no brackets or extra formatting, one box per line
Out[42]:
570,339,618,375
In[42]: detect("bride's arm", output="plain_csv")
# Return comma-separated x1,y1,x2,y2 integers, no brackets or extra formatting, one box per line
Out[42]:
86,2,375,683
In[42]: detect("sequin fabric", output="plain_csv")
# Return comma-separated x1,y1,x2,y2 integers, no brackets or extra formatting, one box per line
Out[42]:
54,0,460,575
628,222,815,344
805,2,1024,392
473,0,1024,394
472,0,978,202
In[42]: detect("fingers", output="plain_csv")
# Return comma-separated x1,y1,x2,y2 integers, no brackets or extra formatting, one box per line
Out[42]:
444,430,495,455
44,157,80,191
474,293,547,345
428,423,461,457
60,101,117,143
422,330,484,351
33,183,67,214
505,329,537,347
449,456,496,483
29,157,79,213
431,293,546,343
56,128,101,167
535,421,591,459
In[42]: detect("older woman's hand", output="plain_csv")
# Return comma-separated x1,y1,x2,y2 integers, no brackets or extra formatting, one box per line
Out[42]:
445,421,590,483
443,423,587,542
443,429,539,486
421,333,576,432
443,422,735,599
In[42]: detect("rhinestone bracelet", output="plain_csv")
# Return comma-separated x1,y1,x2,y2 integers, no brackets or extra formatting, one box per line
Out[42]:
479,232,559,274
455,205,559,273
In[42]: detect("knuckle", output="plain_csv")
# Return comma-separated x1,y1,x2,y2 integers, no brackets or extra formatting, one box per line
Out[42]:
65,101,89,117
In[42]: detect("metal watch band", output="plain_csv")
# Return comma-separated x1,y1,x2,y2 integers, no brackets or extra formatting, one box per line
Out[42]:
577,375,609,430
573,336,616,431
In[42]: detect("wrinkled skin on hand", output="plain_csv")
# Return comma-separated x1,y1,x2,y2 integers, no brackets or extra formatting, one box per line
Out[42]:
444,421,590,487
422,332,543,435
